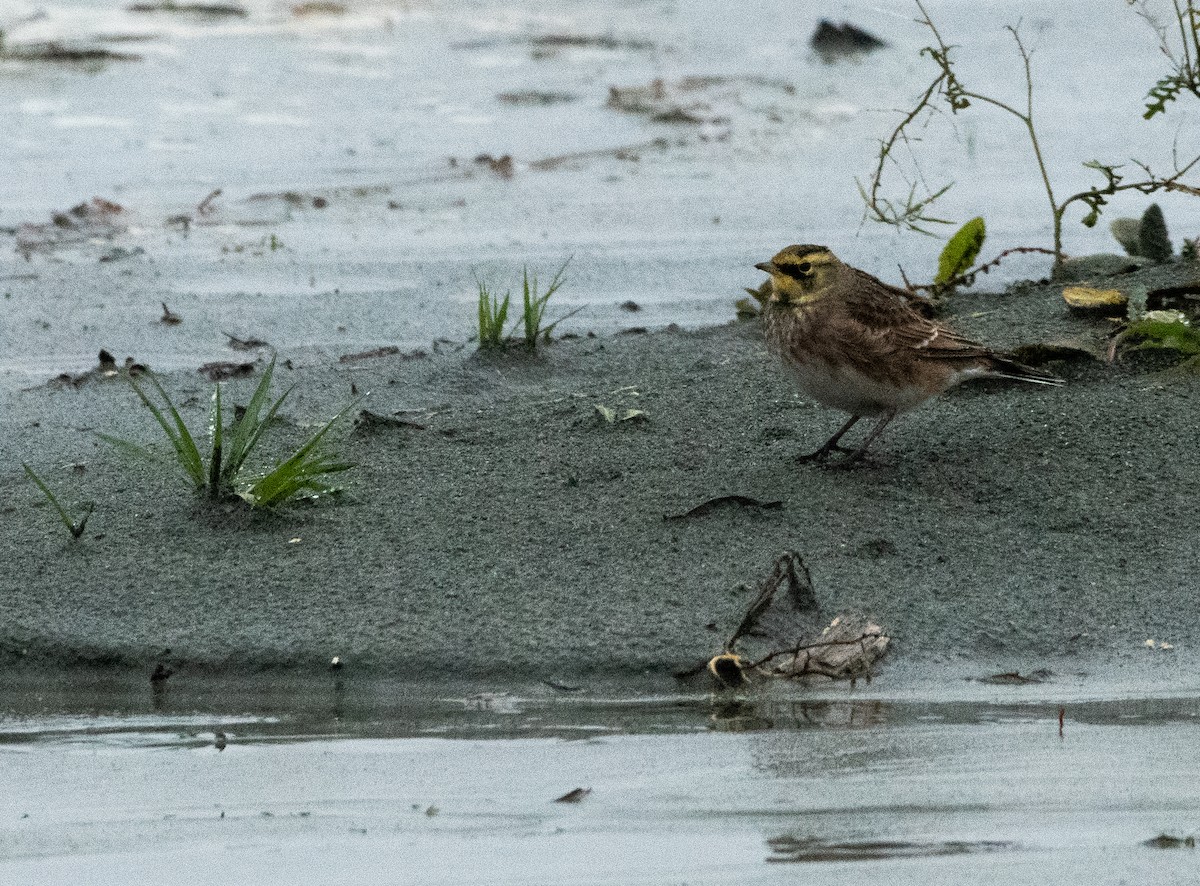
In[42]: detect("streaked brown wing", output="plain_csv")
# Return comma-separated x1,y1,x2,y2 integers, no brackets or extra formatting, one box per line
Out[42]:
837,271,989,363
887,322,996,361
848,266,935,317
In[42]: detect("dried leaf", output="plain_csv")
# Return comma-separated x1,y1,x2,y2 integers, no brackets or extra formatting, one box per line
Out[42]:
1062,285,1128,315
198,361,255,381
976,669,1052,685
553,788,591,804
339,346,400,363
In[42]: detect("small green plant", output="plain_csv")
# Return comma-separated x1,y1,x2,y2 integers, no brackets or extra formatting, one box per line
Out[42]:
1120,313,1200,356
518,259,572,350
861,1,1200,270
477,280,510,350
474,258,578,352
1130,0,1200,117
22,464,94,539
102,358,356,507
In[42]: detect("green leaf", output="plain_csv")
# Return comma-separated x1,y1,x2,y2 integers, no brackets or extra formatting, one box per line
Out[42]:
124,373,206,488
1144,74,1187,120
23,463,93,539
935,216,986,285
240,399,359,507
209,383,224,496
223,358,280,481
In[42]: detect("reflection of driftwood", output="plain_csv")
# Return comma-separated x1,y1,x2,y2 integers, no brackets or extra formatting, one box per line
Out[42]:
698,551,889,687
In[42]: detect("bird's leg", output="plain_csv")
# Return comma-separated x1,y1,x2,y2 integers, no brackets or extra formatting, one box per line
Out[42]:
833,410,897,467
797,415,862,462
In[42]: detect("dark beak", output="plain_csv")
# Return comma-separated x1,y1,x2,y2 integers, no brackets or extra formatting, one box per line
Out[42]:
754,261,776,274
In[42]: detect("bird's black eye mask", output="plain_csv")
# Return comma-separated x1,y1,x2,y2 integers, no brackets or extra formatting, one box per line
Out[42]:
780,261,813,279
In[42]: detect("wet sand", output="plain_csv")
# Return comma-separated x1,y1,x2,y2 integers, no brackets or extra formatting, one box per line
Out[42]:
3,259,1200,686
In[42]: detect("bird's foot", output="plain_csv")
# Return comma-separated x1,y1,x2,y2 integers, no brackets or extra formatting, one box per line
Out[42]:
796,442,858,464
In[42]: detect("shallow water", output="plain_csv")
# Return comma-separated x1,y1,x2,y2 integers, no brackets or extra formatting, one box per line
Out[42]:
2,680,1198,884
2,0,1198,385
4,3,1200,880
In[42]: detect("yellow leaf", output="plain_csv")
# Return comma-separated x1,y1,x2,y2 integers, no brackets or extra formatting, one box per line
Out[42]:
1062,286,1127,313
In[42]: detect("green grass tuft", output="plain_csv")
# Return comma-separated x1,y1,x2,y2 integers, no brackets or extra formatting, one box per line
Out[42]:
477,279,510,350
474,257,578,352
239,399,357,507
518,257,573,350
102,357,357,508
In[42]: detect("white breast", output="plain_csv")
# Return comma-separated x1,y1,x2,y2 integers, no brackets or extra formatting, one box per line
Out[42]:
782,358,934,416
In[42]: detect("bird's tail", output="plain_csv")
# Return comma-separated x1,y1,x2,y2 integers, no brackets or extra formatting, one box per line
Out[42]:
986,355,1065,386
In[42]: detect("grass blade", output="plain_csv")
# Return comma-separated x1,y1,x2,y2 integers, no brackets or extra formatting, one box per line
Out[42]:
517,256,572,349
97,432,171,466
522,266,541,348
209,383,224,497
242,399,358,507
223,357,278,479
23,463,93,539
128,372,206,488
477,281,510,349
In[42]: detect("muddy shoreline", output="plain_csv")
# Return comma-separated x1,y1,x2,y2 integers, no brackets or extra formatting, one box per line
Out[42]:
3,263,1199,686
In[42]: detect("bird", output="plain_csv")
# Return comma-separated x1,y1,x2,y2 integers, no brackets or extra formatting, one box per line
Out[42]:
755,244,1063,465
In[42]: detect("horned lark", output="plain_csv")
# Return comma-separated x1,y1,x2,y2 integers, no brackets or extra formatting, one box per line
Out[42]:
756,244,1063,465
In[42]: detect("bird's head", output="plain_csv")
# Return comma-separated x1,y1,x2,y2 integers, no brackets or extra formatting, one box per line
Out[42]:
754,245,840,306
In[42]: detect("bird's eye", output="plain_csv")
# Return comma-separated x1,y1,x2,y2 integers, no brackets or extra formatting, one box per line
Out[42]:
798,262,812,274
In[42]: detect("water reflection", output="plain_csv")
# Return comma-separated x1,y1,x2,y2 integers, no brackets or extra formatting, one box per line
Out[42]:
766,834,1013,864
708,697,889,733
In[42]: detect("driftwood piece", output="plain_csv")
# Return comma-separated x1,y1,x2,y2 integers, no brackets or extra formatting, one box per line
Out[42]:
700,551,889,687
